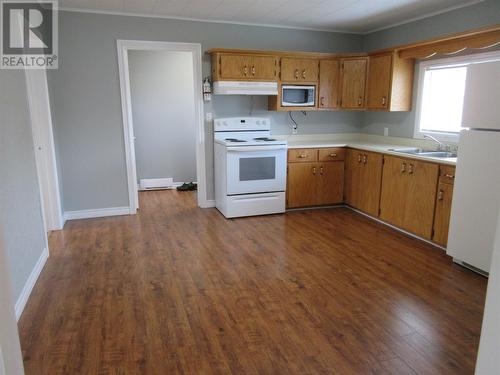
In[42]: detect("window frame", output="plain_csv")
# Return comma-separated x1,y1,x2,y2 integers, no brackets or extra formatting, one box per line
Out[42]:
414,50,500,142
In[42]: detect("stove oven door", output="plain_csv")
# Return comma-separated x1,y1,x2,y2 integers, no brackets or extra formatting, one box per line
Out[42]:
226,145,287,195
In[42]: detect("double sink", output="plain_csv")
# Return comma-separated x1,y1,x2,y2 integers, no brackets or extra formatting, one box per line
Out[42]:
388,147,457,159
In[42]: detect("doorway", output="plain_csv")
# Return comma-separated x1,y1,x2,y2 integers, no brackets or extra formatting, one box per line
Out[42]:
117,40,208,212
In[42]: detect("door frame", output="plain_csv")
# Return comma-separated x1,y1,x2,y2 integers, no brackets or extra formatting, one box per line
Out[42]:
24,68,64,231
0,230,25,375
117,40,208,212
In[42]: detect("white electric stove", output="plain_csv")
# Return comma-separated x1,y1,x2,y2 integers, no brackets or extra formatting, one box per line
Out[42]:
214,117,287,218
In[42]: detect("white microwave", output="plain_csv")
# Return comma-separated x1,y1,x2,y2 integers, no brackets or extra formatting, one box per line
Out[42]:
281,85,316,107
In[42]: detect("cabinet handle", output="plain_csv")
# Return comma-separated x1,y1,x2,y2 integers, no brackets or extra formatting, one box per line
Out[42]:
408,164,414,175
445,173,455,179
243,65,248,76
358,154,362,163
298,154,308,159
302,69,306,79
294,69,299,79
438,189,444,201
320,166,324,175
329,153,337,158
382,96,386,106
320,97,325,106
401,163,406,173
312,167,316,175
251,65,255,75
358,96,363,106
363,154,367,164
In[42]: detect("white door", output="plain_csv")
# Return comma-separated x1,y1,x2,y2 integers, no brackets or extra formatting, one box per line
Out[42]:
226,146,287,195
25,69,63,231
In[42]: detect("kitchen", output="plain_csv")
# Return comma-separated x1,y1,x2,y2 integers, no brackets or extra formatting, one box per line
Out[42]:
1,1,500,374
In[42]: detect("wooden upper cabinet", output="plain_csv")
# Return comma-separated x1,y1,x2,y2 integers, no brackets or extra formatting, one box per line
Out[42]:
366,53,392,109
318,59,340,109
281,58,319,82
213,53,277,81
340,57,368,109
366,52,415,111
249,55,278,80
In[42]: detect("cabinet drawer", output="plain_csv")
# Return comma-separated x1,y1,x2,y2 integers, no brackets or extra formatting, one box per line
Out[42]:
439,165,456,185
288,149,317,163
318,148,345,162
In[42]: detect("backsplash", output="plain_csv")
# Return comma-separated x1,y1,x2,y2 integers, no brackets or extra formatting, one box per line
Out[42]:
211,95,363,135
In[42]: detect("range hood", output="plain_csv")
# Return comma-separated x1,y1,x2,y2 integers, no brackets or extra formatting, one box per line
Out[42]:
213,81,278,95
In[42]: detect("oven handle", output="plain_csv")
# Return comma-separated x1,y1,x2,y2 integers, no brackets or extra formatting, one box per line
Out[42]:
227,146,287,152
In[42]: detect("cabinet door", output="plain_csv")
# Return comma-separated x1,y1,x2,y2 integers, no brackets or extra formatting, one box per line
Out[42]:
251,55,277,80
281,58,319,82
358,152,383,217
380,156,409,228
403,160,439,239
366,54,392,109
433,182,454,246
340,58,367,109
287,163,318,208
317,162,344,205
219,54,253,80
344,149,362,208
318,60,340,109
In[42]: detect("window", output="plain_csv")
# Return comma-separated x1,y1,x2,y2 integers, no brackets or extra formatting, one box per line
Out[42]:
415,51,500,141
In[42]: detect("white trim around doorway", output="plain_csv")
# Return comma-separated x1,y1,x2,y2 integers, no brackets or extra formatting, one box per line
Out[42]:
116,40,209,212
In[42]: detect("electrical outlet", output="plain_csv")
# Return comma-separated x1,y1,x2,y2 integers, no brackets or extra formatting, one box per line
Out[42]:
205,112,213,122
292,127,298,135
384,127,389,137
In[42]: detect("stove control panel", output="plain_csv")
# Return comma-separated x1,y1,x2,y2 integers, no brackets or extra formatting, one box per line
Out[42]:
214,117,270,132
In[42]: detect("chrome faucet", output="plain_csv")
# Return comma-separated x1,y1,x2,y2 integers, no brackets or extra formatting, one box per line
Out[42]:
423,134,448,151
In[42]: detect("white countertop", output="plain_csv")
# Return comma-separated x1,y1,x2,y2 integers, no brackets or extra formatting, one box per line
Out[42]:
284,135,457,166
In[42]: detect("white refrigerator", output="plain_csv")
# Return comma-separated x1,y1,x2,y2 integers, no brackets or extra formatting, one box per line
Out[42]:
446,60,500,274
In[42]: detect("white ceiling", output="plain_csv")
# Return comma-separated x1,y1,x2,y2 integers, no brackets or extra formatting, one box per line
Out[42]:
59,0,483,34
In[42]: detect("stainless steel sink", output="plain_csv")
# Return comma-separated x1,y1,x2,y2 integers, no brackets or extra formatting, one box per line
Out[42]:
417,151,457,158
389,148,457,158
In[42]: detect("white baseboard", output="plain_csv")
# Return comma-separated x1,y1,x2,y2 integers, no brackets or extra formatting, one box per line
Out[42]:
64,206,130,221
200,199,215,208
15,247,49,321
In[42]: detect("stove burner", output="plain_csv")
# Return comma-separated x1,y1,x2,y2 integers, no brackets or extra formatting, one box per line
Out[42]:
225,138,246,142
254,137,277,141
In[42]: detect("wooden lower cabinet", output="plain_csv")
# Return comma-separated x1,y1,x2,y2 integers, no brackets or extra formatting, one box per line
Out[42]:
432,165,456,246
287,163,318,208
287,148,344,208
287,147,454,247
344,149,383,217
432,182,454,246
317,162,344,205
380,155,439,239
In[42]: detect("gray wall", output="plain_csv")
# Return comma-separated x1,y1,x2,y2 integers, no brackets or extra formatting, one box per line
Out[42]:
128,50,196,183
0,70,47,303
48,11,364,210
361,0,500,138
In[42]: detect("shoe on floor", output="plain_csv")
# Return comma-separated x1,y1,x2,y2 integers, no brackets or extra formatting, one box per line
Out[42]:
177,182,197,191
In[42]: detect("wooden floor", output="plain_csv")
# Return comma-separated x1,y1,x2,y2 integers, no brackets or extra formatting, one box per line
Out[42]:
19,190,487,374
